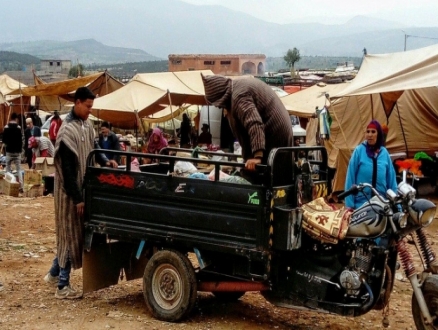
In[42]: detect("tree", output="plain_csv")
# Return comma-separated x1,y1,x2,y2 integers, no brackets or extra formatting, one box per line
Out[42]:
68,64,85,78
283,48,301,77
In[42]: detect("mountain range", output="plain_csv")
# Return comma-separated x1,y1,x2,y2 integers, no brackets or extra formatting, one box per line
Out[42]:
1,0,437,64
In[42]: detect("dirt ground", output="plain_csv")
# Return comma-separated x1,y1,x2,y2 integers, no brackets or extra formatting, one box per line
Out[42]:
1,194,437,330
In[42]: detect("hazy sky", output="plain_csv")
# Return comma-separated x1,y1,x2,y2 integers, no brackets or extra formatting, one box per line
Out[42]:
182,0,438,27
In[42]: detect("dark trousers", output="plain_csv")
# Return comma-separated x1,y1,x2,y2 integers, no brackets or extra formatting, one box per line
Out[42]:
49,256,71,287
25,149,33,169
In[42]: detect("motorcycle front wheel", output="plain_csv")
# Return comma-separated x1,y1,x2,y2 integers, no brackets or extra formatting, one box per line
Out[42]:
412,275,438,329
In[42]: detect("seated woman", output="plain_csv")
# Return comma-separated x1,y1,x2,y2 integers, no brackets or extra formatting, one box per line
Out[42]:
145,128,168,164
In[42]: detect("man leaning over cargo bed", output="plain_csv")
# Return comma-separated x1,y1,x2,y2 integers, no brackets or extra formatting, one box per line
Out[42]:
201,74,294,185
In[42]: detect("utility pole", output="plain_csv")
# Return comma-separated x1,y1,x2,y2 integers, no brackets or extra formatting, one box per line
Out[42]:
402,30,408,51
401,30,438,52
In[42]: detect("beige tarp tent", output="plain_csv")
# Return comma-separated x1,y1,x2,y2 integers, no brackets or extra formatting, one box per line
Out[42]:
9,71,124,113
326,43,438,192
32,73,71,113
0,74,30,132
280,82,347,118
8,71,123,100
278,82,349,147
8,73,102,97
91,70,214,129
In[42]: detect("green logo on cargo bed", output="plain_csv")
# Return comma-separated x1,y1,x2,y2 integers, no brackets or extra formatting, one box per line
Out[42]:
248,192,260,205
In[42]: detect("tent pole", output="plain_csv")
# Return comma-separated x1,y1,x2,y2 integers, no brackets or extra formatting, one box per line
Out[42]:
19,81,25,133
167,90,177,140
105,70,108,96
395,103,409,156
134,110,139,151
207,105,210,131
136,110,147,141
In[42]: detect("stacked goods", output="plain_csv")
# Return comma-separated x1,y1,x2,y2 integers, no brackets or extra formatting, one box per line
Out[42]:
34,157,55,176
3,172,20,197
23,170,44,198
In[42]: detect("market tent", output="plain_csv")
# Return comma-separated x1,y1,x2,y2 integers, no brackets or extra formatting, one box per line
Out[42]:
280,82,348,118
32,73,71,112
325,44,438,192
59,71,123,102
0,74,27,100
0,74,30,132
8,71,123,101
334,43,438,97
142,105,193,124
91,70,213,128
8,72,102,97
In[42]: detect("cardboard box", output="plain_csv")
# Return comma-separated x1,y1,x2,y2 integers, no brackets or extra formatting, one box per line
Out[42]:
23,184,44,198
3,180,20,197
24,169,43,185
35,157,55,176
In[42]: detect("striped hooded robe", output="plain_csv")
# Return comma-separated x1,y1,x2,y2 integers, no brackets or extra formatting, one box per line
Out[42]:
201,74,294,184
54,110,95,269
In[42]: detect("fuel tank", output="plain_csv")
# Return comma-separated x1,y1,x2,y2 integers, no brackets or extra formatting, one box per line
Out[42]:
345,198,387,238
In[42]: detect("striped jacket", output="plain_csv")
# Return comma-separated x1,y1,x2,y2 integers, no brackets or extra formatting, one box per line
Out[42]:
201,74,293,162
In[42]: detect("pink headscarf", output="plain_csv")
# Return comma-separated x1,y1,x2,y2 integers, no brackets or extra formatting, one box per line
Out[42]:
147,128,168,154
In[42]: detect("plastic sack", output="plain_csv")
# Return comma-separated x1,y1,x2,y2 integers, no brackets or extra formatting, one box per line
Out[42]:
233,142,242,155
131,157,141,172
188,172,209,180
208,169,230,181
219,175,251,185
5,172,16,183
174,161,197,176
211,150,226,162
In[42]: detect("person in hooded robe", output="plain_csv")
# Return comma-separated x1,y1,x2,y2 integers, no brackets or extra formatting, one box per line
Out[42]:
145,127,168,164
201,74,293,185
43,87,118,299
344,120,398,209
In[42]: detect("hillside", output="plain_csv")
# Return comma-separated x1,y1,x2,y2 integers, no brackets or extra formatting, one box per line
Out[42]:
0,51,40,72
0,39,162,65
1,0,438,61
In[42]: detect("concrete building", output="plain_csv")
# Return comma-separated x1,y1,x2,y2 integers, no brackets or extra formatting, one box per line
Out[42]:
40,59,72,74
168,54,266,76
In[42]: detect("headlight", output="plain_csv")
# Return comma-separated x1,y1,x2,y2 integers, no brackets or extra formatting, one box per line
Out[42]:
398,182,416,199
408,199,437,227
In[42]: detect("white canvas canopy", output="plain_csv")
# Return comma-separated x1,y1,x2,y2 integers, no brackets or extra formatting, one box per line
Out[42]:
0,74,30,132
325,44,438,192
91,70,214,128
0,74,26,102
280,82,347,118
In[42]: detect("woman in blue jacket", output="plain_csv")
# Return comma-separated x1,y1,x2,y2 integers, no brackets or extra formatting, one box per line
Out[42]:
344,120,398,209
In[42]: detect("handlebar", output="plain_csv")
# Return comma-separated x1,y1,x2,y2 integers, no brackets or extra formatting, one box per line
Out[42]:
340,183,390,204
338,185,358,199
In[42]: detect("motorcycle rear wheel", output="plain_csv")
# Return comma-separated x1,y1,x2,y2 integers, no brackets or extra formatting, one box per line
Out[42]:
412,275,438,329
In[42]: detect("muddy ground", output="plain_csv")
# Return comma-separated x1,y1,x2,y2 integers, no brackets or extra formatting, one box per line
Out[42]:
1,194,437,330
